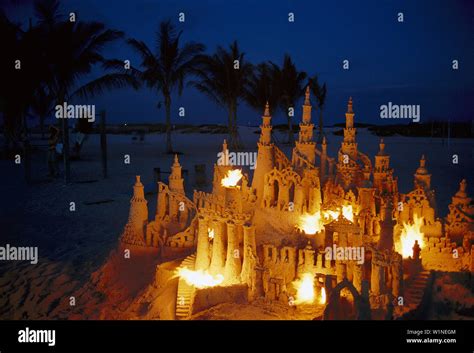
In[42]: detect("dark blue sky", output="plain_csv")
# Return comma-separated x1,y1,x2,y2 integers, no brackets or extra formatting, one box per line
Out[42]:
6,0,474,125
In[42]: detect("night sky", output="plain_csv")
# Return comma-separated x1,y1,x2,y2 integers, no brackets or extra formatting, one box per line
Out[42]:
5,0,474,126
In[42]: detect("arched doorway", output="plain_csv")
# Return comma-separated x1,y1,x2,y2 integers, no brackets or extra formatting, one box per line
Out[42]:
288,181,295,204
323,279,366,320
272,180,280,207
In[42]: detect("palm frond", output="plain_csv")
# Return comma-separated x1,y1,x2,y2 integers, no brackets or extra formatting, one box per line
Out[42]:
70,73,140,100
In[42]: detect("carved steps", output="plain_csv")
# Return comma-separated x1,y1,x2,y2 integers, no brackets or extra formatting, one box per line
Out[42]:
404,270,431,308
175,253,197,320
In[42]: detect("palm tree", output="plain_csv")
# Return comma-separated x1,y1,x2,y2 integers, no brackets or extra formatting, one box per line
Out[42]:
30,86,54,139
274,55,307,145
35,0,139,183
0,8,46,154
191,41,252,150
308,75,327,143
244,62,281,116
126,20,204,154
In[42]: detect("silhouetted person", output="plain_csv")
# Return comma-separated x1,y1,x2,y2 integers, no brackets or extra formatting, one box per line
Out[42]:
412,240,421,260
48,126,60,178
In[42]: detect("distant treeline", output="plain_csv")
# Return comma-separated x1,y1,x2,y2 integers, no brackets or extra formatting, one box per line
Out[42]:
332,121,474,138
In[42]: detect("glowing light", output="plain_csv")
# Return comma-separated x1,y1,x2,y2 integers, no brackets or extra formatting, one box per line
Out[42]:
208,228,214,240
293,273,315,304
297,212,324,235
221,169,243,188
395,215,425,258
176,268,224,289
321,205,354,223
320,287,327,304
342,205,354,222
322,210,339,221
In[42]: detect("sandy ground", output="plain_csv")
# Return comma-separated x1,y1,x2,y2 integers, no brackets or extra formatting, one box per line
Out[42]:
0,126,472,319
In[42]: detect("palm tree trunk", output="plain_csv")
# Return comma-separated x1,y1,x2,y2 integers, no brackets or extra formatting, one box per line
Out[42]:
40,116,45,139
227,107,234,149
62,113,70,183
287,112,294,145
165,95,173,154
228,103,242,150
318,109,324,144
21,112,32,184
58,93,71,183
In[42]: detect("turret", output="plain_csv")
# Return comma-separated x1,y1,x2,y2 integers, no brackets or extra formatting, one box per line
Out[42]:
169,154,185,194
341,97,358,159
252,103,275,200
121,175,149,246
378,198,395,250
259,102,272,145
373,139,393,193
294,86,316,164
302,86,312,124
346,96,354,129
414,154,431,190
320,136,328,178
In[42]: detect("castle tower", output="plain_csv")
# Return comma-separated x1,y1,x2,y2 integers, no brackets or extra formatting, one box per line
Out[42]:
336,97,363,189
213,140,233,196
452,179,471,206
358,168,376,216
320,136,328,178
252,102,275,200
121,176,148,246
224,221,242,284
295,86,316,164
195,215,211,270
446,179,474,238
241,224,257,285
414,154,431,190
378,199,395,250
341,97,358,159
169,154,185,194
209,220,226,276
373,139,392,193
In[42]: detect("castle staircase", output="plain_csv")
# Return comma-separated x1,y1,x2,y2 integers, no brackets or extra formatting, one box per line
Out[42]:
404,270,432,309
175,253,197,320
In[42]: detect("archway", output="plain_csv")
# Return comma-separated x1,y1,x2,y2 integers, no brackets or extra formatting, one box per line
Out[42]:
323,279,364,320
272,180,280,207
288,181,295,204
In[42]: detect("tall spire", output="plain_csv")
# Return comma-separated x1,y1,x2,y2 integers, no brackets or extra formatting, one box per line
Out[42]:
377,138,387,156
304,85,311,106
222,139,228,153
455,179,467,198
264,101,270,117
414,154,431,190
347,96,353,114
133,175,145,199
173,153,180,166
169,154,184,193
121,175,148,246
416,154,428,175
259,102,272,145
301,86,312,124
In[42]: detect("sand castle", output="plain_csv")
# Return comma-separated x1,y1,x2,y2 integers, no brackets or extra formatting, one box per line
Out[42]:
120,87,474,319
